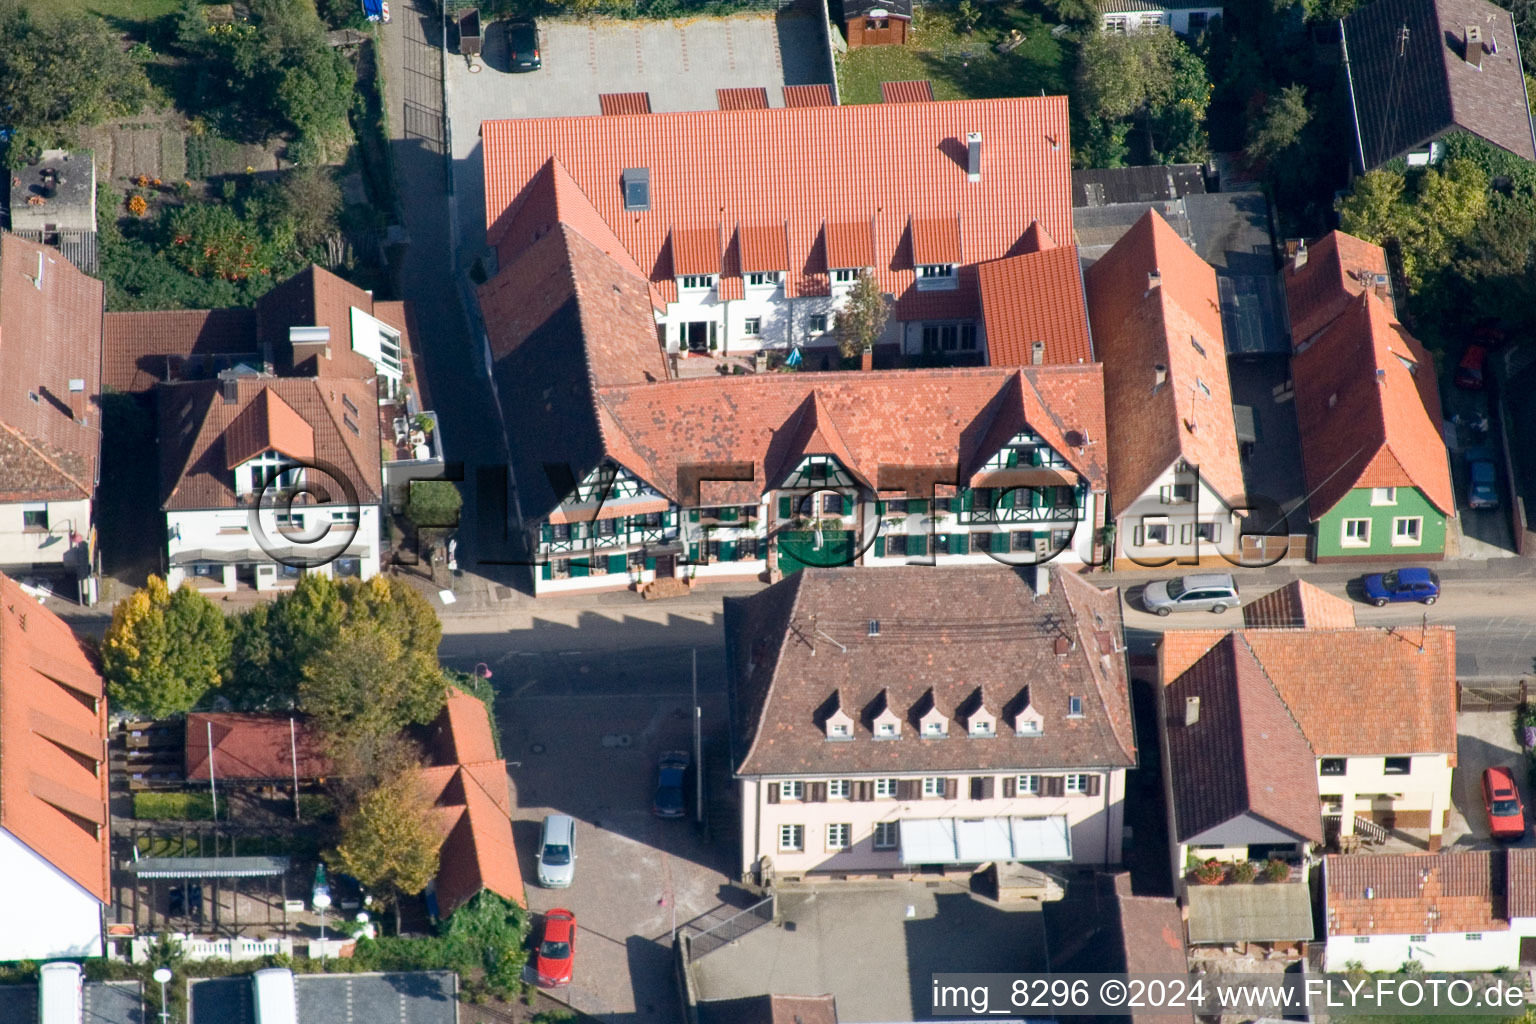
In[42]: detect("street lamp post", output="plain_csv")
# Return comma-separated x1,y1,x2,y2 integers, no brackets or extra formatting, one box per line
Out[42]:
313,890,332,959
152,967,172,1024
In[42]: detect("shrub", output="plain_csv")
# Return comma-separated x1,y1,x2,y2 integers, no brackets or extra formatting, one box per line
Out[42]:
1263,858,1291,882
1229,859,1257,883
127,194,148,217
1193,859,1225,885
297,794,335,820
134,791,216,821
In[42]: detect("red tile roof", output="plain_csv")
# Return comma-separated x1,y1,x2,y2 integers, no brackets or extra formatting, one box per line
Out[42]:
1291,291,1453,517
911,215,963,265
824,219,876,270
0,233,104,503
1242,580,1357,629
482,97,1073,321
256,266,386,382
978,227,1093,366
0,571,109,902
1086,210,1245,508
223,388,316,468
185,713,331,781
103,309,260,394
739,223,790,272
782,84,834,108
881,80,934,103
717,87,769,110
599,92,651,115
1283,231,1392,346
1326,852,1509,936
671,225,723,276
427,689,498,767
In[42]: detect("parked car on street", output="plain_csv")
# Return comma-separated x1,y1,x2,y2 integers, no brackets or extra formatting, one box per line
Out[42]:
533,909,576,987
536,814,576,888
654,750,690,818
1361,567,1440,606
1455,344,1488,390
1482,766,1526,840
507,19,541,70
1466,447,1499,510
1141,573,1240,616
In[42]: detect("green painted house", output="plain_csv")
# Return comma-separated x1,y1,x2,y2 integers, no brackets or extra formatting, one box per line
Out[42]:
1285,232,1456,562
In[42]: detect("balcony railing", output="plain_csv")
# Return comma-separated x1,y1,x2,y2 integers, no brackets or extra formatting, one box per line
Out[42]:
958,503,1084,524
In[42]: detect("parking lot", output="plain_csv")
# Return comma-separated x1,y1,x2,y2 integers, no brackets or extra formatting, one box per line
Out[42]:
1452,710,1535,850
188,971,456,1024
0,981,142,1024
444,10,833,265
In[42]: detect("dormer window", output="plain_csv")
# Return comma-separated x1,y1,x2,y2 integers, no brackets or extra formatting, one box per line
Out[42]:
1017,719,1042,736
681,275,716,291
875,720,898,738
241,452,303,497
829,721,851,739
1067,696,1084,718
747,272,780,287
922,716,947,738
916,264,958,291
831,268,859,284
969,715,994,738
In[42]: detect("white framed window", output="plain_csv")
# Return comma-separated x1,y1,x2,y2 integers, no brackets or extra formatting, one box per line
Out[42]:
876,721,898,738
21,503,48,531
1104,14,1128,32
1016,775,1040,794
832,268,858,284
922,777,946,798
1017,719,1042,736
747,272,780,287
681,275,716,291
828,721,851,739
1141,12,1163,26
1370,487,1398,506
743,317,762,337
1393,516,1422,545
1190,336,1206,357
1065,773,1091,795
330,509,361,525
809,313,828,333
874,778,897,798
1196,377,1210,397
1159,483,1195,504
1342,518,1371,547
828,779,850,799
923,719,947,738
1354,936,1371,944
1409,934,1427,943
1068,696,1084,718
873,821,899,849
778,824,804,852
826,823,851,851
781,780,804,801
916,264,958,291
1195,522,1221,543
969,718,994,737
1467,933,1483,941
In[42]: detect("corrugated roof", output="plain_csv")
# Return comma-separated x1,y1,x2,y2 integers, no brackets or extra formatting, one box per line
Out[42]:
977,228,1093,366
783,84,834,108
717,87,769,110
599,92,651,116
1186,883,1314,943
881,80,934,103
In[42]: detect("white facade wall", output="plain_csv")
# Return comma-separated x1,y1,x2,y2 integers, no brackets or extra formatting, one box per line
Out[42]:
165,504,381,592
0,828,101,960
1323,920,1536,972
738,770,1126,877
1099,8,1221,34
659,281,917,357
1117,462,1239,563
0,497,92,572
1320,753,1454,837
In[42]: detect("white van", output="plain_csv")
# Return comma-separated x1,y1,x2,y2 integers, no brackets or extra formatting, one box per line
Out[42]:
251,968,299,1024
38,962,83,1024
536,814,576,888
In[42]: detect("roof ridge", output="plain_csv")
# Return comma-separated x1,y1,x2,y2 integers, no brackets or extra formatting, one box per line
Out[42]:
1058,571,1137,764
1233,630,1317,755
736,572,808,771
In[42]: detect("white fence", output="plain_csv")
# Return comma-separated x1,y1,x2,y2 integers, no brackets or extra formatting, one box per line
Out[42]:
131,934,292,963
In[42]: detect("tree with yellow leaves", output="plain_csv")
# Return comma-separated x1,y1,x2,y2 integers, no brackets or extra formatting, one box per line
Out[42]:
329,767,440,931
100,575,230,717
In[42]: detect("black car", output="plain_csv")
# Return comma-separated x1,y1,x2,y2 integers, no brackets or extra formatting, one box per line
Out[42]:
507,20,541,70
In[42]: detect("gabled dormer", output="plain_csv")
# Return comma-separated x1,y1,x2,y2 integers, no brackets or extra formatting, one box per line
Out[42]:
1005,685,1044,737
958,686,996,738
817,689,855,741
912,688,948,739
866,688,901,740
224,384,314,499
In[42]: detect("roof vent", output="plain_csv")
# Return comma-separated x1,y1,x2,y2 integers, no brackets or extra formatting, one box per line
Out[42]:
1328,392,1338,408
1153,363,1168,390
622,168,650,211
868,619,880,637
966,132,982,183
1292,240,1308,271
1376,368,1387,385
1054,636,1072,656
1465,25,1484,68
1146,270,1161,294
1185,696,1201,726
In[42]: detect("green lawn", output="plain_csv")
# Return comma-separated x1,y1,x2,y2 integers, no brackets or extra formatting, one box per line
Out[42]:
26,0,181,26
837,4,1071,105
134,791,217,821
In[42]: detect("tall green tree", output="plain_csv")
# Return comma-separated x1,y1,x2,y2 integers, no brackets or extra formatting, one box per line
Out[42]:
1246,85,1311,165
833,271,890,360
406,481,463,529
329,768,441,928
1075,28,1211,165
101,577,231,717
1339,159,1489,292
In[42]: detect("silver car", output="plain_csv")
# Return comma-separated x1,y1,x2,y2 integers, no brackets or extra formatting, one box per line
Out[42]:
1143,573,1240,616
536,814,576,888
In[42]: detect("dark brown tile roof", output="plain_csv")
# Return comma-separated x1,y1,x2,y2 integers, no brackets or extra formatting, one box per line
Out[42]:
1343,0,1536,167
1163,634,1323,845
718,87,770,110
978,226,1093,366
1086,210,1245,508
256,265,389,381
1242,580,1357,629
599,92,651,115
783,84,834,108
881,80,935,103
185,713,331,781
102,309,260,395
0,232,104,502
1325,852,1509,935
725,566,1136,777
158,375,382,510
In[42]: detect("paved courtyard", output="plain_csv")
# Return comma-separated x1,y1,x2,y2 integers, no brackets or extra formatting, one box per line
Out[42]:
188,971,456,1024
689,880,1047,1023
444,11,833,264
1452,710,1535,850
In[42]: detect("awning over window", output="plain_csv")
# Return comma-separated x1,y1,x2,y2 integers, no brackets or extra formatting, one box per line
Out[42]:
900,816,1071,865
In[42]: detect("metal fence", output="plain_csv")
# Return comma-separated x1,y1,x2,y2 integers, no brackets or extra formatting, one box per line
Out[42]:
1459,679,1528,713
684,894,774,958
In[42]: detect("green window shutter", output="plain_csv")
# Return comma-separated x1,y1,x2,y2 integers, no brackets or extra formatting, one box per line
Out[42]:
875,536,886,557
1032,487,1046,508
961,490,974,511
935,534,948,555
1030,449,1043,467
908,499,928,514
909,535,927,555
876,501,886,515
778,496,792,519
839,494,850,515
721,507,738,522
541,563,552,580
608,553,627,573
1006,448,1019,468
721,541,737,561
689,543,700,561
999,488,1015,509
570,561,589,577
645,556,656,570
689,509,700,523
540,524,553,543
992,531,1010,552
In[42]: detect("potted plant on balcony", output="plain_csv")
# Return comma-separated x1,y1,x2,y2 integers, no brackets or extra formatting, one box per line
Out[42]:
1192,859,1225,885
1263,858,1291,883
1229,860,1257,884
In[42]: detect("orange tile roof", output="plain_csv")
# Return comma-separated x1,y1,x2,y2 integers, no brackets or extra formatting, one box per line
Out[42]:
1284,231,1393,346
1326,852,1509,936
1163,626,1457,758
977,227,1094,366
223,388,316,468
428,688,498,767
824,219,876,270
911,215,963,265
783,84,834,108
102,309,259,394
881,80,934,103
739,223,790,272
1291,292,1453,517
1086,210,1245,508
185,713,331,781
717,87,769,110
482,97,1073,321
670,225,723,276
599,92,651,115
1242,580,1357,629
0,572,108,902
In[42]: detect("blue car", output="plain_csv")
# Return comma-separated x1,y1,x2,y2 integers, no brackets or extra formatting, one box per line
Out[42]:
653,751,689,818
1362,567,1440,607
1467,447,1499,510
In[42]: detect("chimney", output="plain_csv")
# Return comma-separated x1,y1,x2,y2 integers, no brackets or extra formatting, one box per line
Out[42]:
1465,25,1484,68
1372,272,1391,302
1185,696,1201,726
289,325,331,369
966,132,982,182
221,375,239,405
1292,241,1308,271
1153,363,1168,389
1035,564,1051,596
861,346,873,371
67,378,85,423
1031,340,1045,365
1146,270,1162,293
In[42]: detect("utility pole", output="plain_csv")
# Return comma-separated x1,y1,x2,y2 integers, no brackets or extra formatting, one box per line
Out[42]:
693,649,703,825
206,721,217,821
290,717,301,821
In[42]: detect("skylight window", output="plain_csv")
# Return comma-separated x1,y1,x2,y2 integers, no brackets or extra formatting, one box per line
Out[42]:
622,168,650,211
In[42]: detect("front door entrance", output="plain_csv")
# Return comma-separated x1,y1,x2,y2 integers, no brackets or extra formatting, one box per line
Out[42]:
686,322,710,353
653,553,676,579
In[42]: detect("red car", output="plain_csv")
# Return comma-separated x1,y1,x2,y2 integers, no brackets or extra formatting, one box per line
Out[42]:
1482,767,1526,840
534,909,576,986
1455,344,1488,390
